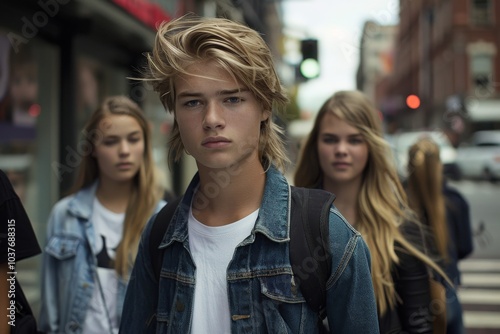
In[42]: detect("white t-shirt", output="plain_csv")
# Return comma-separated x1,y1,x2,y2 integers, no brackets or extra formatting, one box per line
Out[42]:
188,207,258,334
82,198,125,334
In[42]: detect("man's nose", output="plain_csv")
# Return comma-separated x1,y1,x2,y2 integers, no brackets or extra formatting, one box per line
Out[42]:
203,102,225,130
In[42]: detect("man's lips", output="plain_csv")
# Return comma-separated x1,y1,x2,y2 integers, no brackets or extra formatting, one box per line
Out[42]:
202,136,231,147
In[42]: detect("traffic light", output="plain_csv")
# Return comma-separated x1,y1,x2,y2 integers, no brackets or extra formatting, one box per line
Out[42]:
298,39,320,80
406,94,421,109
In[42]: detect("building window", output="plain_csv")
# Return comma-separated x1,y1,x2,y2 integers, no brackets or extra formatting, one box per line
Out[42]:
471,54,493,95
471,0,491,25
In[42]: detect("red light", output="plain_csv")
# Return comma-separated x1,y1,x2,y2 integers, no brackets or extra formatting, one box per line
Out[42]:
406,95,420,109
28,104,41,117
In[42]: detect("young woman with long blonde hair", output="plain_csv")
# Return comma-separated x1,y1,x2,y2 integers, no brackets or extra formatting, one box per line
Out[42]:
40,95,165,334
407,137,473,334
295,90,448,333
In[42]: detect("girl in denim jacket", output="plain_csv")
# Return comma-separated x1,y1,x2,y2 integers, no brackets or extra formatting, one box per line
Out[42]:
295,90,450,334
120,15,379,334
40,96,166,333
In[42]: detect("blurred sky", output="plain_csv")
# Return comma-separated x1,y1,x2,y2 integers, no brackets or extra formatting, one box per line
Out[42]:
282,0,399,113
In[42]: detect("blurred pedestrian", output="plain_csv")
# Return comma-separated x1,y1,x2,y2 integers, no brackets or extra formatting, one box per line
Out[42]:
39,96,166,334
0,169,42,333
407,137,473,334
120,14,379,333
294,90,449,334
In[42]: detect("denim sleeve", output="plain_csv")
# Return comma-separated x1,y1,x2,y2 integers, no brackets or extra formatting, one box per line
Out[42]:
325,209,380,333
39,207,61,334
119,213,159,334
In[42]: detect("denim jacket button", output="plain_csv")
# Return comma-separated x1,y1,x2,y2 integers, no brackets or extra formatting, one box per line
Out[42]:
66,321,80,332
176,300,185,312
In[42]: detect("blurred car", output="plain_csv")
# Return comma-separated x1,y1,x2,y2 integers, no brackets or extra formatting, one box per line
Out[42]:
391,131,459,180
456,130,500,182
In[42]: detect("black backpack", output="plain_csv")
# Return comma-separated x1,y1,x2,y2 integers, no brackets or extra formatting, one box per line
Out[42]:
149,186,335,328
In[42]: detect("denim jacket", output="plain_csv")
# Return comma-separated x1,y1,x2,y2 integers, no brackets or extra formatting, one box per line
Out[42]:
39,182,166,334
120,167,379,333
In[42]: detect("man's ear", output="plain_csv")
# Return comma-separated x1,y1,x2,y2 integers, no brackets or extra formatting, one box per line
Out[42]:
261,110,270,122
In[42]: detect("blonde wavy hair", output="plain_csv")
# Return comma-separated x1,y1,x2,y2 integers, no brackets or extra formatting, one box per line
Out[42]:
407,138,449,261
71,95,163,278
294,90,446,315
143,14,289,172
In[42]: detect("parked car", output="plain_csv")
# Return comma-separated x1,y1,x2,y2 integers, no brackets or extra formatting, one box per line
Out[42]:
390,131,459,180
456,130,500,181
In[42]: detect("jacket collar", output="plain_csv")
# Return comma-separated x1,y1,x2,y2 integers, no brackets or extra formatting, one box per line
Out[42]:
67,181,99,220
254,166,290,242
166,166,290,245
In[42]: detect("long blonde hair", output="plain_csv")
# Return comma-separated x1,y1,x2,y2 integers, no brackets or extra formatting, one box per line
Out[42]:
407,138,449,261
71,95,163,277
143,14,290,172
295,90,446,315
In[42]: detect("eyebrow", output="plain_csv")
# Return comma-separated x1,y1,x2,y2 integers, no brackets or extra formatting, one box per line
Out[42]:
177,87,250,99
219,88,250,95
103,131,142,138
320,133,363,138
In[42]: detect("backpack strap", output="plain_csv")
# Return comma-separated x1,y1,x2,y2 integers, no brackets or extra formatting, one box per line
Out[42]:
290,186,336,319
150,196,182,281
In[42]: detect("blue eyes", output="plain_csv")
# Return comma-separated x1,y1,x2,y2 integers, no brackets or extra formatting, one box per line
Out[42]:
226,97,242,104
184,100,201,108
182,97,243,108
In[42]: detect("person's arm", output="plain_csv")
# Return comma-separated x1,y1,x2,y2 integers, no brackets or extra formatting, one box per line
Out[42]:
119,214,160,334
0,170,40,333
454,195,473,259
0,262,10,334
39,208,62,334
325,210,379,333
394,248,433,334
0,172,41,263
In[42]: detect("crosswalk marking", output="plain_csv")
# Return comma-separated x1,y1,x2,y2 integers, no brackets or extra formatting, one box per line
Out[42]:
464,311,500,328
459,289,500,304
459,258,500,332
459,259,500,272
461,273,500,288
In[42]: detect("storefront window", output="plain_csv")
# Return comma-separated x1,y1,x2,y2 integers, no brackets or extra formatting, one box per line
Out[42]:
0,29,59,314
0,37,38,203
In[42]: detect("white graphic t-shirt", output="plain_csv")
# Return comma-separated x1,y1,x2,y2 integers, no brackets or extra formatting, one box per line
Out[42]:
82,198,125,334
189,207,258,334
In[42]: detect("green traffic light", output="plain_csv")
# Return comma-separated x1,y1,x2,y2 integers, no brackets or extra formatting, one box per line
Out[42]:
300,58,320,79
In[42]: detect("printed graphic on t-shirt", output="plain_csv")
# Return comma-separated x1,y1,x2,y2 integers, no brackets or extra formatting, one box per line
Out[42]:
96,235,118,269
81,199,125,334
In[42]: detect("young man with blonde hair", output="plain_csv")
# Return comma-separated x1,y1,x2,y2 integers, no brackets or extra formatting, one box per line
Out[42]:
120,15,379,333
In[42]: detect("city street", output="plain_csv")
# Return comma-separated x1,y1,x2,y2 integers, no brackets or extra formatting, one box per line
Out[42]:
2,0,499,332
449,179,500,260
449,179,500,333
